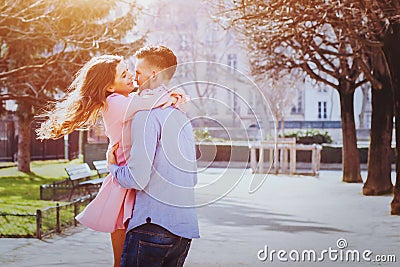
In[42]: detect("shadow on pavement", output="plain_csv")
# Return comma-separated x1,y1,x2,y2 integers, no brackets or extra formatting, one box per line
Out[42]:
198,198,348,234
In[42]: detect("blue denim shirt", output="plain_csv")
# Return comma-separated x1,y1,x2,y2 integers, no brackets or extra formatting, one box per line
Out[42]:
110,107,199,239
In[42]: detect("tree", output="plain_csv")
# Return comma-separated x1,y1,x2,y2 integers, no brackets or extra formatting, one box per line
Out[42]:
215,0,400,213
142,0,242,118
254,69,302,174
0,0,145,172
363,48,394,196
351,0,400,198
214,0,376,182
386,24,400,214
363,1,400,214
256,70,301,137
358,83,370,130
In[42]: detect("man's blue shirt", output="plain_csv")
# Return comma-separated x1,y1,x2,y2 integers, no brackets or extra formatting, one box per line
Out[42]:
110,107,199,239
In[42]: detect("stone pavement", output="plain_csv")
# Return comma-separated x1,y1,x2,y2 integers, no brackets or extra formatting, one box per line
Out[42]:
1,169,399,266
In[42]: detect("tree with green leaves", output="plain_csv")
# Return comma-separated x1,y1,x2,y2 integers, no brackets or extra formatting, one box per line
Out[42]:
0,0,145,172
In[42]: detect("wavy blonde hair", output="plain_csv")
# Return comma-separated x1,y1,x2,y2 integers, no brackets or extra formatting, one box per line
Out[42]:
37,55,123,140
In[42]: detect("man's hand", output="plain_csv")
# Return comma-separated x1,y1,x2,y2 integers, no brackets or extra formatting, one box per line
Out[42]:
106,143,119,168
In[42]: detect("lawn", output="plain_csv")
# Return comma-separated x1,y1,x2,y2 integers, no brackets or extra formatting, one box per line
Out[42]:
0,159,83,213
0,159,87,237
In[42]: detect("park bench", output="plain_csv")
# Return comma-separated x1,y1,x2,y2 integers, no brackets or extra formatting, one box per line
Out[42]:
92,160,109,178
249,138,322,176
65,163,104,201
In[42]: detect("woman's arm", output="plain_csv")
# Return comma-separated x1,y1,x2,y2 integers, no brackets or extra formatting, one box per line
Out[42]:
167,88,190,113
122,87,188,122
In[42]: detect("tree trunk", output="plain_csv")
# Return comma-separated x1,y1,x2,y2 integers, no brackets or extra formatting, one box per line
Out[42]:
274,119,279,174
383,23,400,215
363,80,393,195
280,118,285,137
339,89,362,183
16,102,33,173
392,114,400,215
392,94,400,214
358,84,369,129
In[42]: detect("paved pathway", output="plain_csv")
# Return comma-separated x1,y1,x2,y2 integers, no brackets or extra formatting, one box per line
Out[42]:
1,169,399,266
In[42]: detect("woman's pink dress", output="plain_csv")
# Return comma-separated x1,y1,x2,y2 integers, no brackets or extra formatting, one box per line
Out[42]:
75,88,170,233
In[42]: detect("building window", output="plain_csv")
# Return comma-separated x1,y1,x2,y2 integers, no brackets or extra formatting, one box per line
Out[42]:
226,89,232,114
318,101,327,119
291,94,303,114
206,23,220,46
206,53,216,75
180,34,189,51
248,93,255,115
233,93,240,114
297,94,303,113
227,53,237,73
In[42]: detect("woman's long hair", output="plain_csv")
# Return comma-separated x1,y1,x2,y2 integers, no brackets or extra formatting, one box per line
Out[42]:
36,55,123,140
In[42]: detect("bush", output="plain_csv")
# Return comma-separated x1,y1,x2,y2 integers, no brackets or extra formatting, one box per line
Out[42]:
194,128,224,142
282,129,333,144
194,128,212,141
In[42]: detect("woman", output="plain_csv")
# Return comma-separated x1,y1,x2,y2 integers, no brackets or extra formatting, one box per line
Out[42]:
37,54,186,266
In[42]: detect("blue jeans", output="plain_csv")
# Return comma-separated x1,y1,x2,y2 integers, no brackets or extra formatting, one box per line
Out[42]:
120,223,192,267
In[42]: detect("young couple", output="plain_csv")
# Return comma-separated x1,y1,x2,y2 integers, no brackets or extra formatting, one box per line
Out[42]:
37,45,199,267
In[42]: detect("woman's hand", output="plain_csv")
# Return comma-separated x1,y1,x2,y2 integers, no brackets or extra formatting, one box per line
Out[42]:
106,143,119,168
162,88,190,111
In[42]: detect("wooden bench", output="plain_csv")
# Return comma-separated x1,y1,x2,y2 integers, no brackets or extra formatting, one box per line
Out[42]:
92,160,109,178
250,138,297,174
65,163,104,201
250,138,322,176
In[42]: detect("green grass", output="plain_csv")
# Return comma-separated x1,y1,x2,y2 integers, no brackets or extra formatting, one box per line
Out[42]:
0,159,86,237
0,158,83,213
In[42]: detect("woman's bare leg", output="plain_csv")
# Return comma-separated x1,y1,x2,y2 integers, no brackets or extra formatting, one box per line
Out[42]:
111,229,126,267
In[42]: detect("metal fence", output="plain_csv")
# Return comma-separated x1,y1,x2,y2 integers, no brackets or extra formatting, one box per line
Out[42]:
0,116,80,162
39,179,99,201
0,117,17,161
0,194,96,239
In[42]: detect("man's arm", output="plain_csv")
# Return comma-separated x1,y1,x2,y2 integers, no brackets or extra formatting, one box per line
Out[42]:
109,111,159,190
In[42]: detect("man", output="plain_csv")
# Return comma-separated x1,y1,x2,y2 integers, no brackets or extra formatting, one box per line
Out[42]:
108,45,199,267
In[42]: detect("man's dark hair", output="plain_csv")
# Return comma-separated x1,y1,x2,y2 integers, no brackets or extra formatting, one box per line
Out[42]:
135,45,177,80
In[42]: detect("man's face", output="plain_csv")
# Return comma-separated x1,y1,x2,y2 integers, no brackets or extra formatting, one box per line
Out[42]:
134,58,155,92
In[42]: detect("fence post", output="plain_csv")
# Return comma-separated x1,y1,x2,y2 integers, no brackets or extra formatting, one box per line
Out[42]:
36,209,42,239
52,181,56,201
56,203,61,233
250,145,257,173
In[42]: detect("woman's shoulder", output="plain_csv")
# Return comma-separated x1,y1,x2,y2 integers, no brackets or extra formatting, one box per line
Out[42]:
107,93,132,101
106,93,134,107
103,93,132,117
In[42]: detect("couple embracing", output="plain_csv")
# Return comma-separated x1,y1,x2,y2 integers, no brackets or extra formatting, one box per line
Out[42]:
38,45,199,267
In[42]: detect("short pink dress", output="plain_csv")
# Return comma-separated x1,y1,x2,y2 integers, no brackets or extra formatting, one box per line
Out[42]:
75,87,170,233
